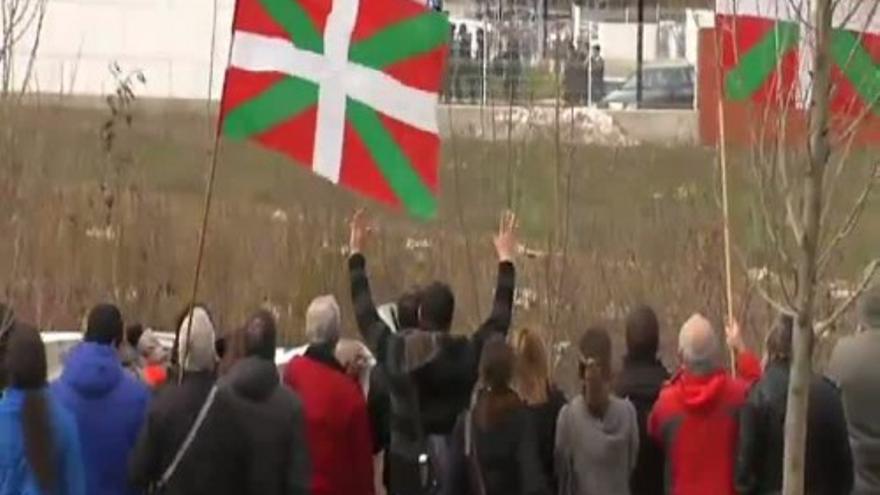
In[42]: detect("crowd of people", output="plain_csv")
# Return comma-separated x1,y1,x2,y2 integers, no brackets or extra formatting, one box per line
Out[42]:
0,209,878,495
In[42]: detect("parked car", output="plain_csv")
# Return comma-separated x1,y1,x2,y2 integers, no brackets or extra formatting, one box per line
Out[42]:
602,60,695,109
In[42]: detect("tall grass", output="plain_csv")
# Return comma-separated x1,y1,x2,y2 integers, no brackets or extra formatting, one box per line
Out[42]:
1,99,875,390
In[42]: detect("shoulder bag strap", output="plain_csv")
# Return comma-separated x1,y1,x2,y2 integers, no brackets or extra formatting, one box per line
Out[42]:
157,385,219,488
465,390,487,495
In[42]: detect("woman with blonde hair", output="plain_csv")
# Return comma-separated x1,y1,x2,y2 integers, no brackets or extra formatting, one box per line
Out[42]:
510,327,566,492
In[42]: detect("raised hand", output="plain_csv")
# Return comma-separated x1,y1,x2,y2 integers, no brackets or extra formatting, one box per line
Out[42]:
349,209,373,255
725,318,745,353
493,210,518,263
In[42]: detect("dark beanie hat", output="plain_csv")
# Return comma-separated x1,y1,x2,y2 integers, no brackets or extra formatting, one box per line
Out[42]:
85,304,123,345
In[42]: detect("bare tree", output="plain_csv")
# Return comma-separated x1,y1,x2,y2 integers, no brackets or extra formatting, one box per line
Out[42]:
0,0,46,98
727,1,879,494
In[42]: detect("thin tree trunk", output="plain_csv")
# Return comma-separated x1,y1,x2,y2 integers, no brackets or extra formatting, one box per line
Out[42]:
782,0,832,494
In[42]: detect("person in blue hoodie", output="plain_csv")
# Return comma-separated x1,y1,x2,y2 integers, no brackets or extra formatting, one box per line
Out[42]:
0,324,86,495
52,303,150,495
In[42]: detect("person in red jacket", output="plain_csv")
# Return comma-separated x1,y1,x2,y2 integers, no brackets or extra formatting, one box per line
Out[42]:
284,295,375,495
648,314,759,495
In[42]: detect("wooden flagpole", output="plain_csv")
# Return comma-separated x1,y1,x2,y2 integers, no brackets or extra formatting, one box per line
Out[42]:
177,0,233,381
715,23,738,376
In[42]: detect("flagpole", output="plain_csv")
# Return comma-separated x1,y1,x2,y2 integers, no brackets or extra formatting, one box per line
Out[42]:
177,0,235,382
714,16,737,377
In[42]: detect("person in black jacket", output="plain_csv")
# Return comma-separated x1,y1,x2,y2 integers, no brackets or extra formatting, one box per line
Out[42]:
130,305,247,495
347,209,518,495
510,327,566,492
614,305,669,495
224,310,310,495
735,315,853,495
445,336,549,495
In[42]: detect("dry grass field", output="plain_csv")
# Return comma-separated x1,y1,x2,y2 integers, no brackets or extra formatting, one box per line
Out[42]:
1,98,876,384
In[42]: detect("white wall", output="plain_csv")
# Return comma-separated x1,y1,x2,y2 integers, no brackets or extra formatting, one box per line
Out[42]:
9,0,234,99
595,22,659,63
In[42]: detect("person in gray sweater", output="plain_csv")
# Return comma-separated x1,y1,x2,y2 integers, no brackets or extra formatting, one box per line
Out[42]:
555,326,639,495
828,285,880,494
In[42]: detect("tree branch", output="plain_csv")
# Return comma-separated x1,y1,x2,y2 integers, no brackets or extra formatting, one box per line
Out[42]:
815,258,880,334
818,160,879,272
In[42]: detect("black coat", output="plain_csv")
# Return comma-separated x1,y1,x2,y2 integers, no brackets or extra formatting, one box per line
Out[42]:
526,387,566,493
348,253,515,494
129,371,247,495
224,357,310,495
614,355,670,495
445,403,550,495
736,363,854,495
349,253,515,440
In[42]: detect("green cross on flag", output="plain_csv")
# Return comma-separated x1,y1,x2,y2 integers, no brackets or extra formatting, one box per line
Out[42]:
717,0,880,116
221,0,450,218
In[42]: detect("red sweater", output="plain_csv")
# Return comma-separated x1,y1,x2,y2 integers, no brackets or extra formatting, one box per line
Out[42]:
284,355,375,495
648,352,759,495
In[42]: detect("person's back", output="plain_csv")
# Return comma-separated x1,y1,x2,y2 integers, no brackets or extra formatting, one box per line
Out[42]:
648,314,750,495
510,328,565,491
0,325,86,495
556,328,639,495
737,316,853,495
286,355,374,495
446,338,548,495
51,304,149,495
828,286,880,494
225,310,309,495
614,306,670,495
129,306,247,495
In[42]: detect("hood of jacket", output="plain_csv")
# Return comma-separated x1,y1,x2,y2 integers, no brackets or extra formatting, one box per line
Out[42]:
226,356,280,402
60,341,123,398
671,368,732,412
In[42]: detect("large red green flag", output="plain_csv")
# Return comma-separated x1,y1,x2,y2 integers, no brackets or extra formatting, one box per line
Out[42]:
717,0,880,117
221,0,449,218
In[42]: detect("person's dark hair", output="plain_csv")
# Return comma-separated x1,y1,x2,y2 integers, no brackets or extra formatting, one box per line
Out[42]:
125,324,144,350
578,326,612,379
6,328,56,493
592,44,601,53
474,336,521,429
419,282,455,332
766,314,794,363
84,303,123,345
625,305,660,361
396,287,422,330
243,310,277,360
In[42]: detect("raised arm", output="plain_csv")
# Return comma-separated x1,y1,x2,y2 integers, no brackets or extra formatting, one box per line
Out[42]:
348,210,393,358
474,211,518,346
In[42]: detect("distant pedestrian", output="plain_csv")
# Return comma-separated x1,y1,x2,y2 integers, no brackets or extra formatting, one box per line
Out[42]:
828,285,880,494
736,315,853,495
52,303,150,495
225,310,309,495
0,327,86,495
648,314,756,495
556,327,639,495
129,305,247,495
283,296,374,495
445,336,549,495
614,305,669,495
510,327,565,492
588,45,605,104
